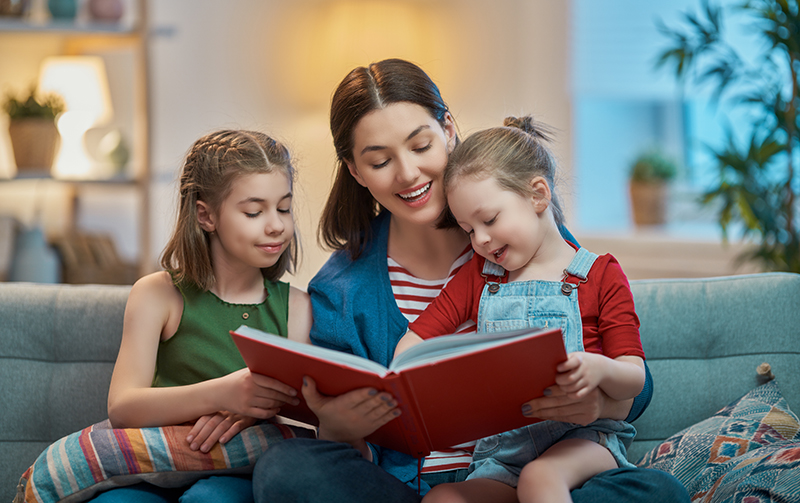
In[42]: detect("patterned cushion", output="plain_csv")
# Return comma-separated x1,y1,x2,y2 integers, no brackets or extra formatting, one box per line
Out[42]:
15,419,315,503
691,440,800,502
637,380,800,499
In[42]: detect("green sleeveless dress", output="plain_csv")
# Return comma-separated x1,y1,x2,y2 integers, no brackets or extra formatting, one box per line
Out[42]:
153,278,290,387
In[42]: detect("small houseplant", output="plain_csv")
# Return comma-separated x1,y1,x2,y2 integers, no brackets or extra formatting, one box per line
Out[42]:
3,85,65,173
628,149,678,226
657,0,800,273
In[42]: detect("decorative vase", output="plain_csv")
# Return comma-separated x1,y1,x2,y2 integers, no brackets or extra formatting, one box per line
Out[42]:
629,181,668,226
87,0,123,22
47,0,76,19
8,118,59,174
8,225,60,283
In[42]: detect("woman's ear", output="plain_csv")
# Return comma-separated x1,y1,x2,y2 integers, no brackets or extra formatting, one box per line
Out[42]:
196,200,216,233
443,112,457,154
345,159,367,188
530,177,552,214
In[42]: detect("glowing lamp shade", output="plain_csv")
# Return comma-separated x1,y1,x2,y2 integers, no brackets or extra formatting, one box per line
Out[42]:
38,56,113,179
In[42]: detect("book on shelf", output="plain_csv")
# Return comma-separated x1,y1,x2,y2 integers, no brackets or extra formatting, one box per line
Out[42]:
231,324,567,458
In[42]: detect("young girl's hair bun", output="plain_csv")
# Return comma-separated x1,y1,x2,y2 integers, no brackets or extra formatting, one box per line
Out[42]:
503,115,554,143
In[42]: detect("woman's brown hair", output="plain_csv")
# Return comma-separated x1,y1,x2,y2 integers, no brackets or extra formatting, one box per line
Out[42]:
319,58,454,259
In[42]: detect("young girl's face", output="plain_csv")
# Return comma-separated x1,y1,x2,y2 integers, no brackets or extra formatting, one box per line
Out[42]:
447,175,546,272
204,171,294,272
346,102,456,228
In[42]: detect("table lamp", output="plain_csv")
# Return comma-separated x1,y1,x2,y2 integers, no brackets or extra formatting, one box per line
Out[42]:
38,56,113,179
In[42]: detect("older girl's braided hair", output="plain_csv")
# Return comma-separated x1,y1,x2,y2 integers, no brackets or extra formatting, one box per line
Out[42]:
160,129,299,290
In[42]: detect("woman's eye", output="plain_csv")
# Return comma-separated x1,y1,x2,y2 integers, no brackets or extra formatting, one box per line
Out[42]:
278,207,291,214
414,143,432,153
245,212,261,218
372,159,390,169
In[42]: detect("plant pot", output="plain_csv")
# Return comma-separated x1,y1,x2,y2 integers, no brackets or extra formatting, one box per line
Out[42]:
629,181,668,226
8,118,59,174
0,0,29,17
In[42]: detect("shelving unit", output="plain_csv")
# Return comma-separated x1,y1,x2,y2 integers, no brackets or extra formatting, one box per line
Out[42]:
0,1,151,282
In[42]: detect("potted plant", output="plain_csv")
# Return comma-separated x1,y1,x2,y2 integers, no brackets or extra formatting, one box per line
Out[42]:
3,85,65,173
657,0,800,273
628,149,678,226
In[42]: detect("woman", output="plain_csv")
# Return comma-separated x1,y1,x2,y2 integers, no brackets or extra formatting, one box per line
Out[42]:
252,59,688,503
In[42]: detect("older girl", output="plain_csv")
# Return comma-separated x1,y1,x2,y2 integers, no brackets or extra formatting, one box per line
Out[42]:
93,130,312,503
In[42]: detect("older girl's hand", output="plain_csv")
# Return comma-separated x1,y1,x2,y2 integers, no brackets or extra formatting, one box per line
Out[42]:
302,376,400,459
186,411,257,452
218,368,299,419
520,385,627,426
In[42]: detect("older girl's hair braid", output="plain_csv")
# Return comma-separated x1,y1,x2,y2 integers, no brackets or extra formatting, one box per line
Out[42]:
161,130,299,290
443,115,564,227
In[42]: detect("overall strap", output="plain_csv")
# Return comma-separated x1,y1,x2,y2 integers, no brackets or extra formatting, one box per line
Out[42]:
560,248,599,296
482,259,506,277
564,247,599,280
480,259,506,294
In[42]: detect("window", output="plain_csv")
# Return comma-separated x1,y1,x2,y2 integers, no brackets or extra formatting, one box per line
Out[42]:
571,0,751,238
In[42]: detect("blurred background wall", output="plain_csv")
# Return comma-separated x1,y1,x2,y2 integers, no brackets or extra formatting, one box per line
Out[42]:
1,0,760,287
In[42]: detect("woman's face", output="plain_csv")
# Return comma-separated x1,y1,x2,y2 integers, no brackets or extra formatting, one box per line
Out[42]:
346,102,457,227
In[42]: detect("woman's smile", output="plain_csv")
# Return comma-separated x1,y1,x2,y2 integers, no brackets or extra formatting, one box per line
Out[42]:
397,181,433,205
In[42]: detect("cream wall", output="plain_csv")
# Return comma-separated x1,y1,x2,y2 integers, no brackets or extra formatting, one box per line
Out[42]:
146,0,573,289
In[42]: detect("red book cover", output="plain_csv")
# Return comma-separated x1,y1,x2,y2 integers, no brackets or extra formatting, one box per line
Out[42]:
230,325,567,457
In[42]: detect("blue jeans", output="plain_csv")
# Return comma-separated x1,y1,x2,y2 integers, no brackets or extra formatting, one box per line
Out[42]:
86,475,253,503
252,438,690,503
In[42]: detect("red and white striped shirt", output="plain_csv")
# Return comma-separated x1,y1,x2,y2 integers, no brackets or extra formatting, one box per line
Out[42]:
388,246,477,473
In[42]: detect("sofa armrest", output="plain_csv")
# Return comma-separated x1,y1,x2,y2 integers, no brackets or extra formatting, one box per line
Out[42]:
0,282,130,503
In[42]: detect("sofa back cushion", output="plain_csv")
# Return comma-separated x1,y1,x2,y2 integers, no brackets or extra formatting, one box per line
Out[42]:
628,272,800,462
0,282,130,503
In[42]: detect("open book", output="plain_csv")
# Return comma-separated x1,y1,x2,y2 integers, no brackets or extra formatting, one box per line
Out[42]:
231,325,567,458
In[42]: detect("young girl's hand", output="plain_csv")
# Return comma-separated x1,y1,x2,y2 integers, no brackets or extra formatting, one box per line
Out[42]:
302,376,400,459
218,368,300,419
186,411,257,452
554,352,608,399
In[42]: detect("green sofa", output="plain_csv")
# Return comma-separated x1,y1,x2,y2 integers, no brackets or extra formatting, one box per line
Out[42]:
2,273,799,502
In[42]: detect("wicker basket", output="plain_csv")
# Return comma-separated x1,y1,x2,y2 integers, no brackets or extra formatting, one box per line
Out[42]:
7,118,59,173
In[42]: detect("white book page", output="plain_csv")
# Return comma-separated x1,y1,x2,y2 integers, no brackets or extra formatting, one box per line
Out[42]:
389,327,547,372
234,325,391,376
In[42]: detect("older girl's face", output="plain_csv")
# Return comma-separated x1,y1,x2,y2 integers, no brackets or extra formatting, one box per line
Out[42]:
346,102,457,227
198,171,294,273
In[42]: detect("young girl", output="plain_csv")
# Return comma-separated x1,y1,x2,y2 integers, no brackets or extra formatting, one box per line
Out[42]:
395,116,646,503
95,130,312,503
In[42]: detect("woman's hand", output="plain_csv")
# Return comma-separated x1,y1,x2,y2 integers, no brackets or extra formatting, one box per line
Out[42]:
217,368,300,419
186,411,257,452
521,385,625,426
302,376,400,459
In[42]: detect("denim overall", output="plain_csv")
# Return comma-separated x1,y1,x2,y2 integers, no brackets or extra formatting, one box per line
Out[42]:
467,248,636,488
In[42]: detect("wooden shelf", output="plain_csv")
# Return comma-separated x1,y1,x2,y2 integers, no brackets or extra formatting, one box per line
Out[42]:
0,1,151,281
0,17,138,34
